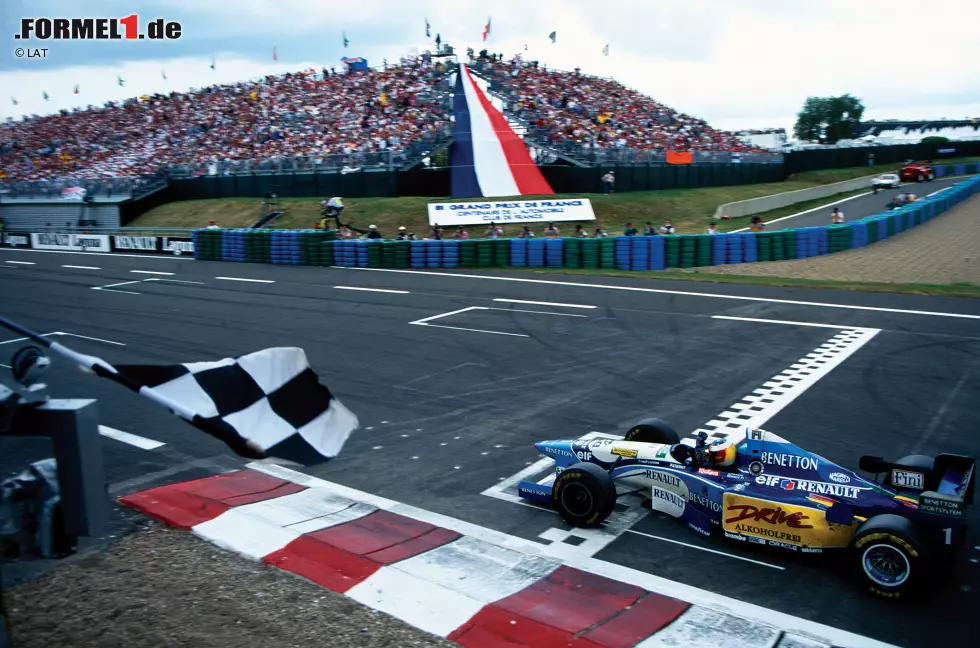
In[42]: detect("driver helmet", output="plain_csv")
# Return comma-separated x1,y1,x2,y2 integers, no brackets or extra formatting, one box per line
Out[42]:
705,438,737,467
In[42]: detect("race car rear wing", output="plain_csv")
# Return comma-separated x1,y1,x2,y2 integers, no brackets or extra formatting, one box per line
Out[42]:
860,453,975,513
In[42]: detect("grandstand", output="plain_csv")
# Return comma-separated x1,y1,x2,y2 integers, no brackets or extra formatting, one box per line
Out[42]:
1,51,771,185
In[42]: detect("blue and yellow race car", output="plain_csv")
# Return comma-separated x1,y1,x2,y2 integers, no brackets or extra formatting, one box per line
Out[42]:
518,418,975,598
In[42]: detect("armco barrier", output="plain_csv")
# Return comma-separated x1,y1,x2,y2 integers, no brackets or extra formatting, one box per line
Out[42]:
192,174,980,275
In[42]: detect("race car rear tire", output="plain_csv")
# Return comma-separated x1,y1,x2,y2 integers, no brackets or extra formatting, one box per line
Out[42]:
624,418,680,444
552,462,617,528
850,514,925,599
927,172,935,181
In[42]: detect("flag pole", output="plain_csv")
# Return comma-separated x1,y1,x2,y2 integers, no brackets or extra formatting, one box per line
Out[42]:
0,315,265,458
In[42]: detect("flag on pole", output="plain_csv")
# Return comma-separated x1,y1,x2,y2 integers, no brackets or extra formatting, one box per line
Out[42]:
603,43,610,56
436,33,441,48
117,75,124,86
483,17,491,41
10,97,17,105
210,58,216,70
73,85,79,95
524,44,528,51
273,46,277,61
161,70,167,80
42,91,49,101
0,316,360,466
343,31,349,48
425,18,431,38
548,31,556,44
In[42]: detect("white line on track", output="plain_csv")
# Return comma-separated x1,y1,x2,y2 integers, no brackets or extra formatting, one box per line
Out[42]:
130,270,175,276
712,315,878,332
98,425,165,450
728,191,873,233
54,331,126,346
409,306,481,325
145,278,205,285
495,307,588,318
0,248,192,260
4,260,35,265
333,286,409,294
493,298,596,309
62,264,100,270
340,267,980,320
412,323,530,337
215,276,275,284
625,529,785,570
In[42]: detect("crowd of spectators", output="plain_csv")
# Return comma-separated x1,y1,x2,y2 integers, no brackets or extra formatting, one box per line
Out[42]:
2,47,769,183
0,58,453,181
469,52,764,154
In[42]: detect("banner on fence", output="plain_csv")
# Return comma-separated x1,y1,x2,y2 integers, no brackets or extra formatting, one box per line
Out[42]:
111,235,194,255
1,232,31,248
61,187,87,201
30,232,110,252
427,198,596,226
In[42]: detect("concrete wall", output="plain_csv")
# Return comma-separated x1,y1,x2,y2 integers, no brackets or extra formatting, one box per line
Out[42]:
713,174,880,220
0,202,121,230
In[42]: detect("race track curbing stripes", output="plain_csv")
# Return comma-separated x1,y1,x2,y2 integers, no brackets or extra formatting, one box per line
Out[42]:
118,469,874,648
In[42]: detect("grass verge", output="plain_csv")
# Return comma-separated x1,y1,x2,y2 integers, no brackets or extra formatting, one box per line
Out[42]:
130,164,934,236
504,267,980,299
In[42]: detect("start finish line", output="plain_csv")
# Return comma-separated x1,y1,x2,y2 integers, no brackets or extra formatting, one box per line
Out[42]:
427,198,597,226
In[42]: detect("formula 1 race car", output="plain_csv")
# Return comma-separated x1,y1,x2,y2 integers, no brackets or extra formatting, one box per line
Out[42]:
899,162,936,183
519,419,975,598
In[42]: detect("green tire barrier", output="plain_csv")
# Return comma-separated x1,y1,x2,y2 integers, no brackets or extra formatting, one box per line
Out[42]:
194,170,980,275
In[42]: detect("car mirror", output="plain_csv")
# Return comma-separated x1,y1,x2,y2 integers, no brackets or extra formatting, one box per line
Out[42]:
859,455,888,473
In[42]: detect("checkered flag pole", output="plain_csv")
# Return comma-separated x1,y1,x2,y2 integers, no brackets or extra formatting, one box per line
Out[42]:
0,316,359,465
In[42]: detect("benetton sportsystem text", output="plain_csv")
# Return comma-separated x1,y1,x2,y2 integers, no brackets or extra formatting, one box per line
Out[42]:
15,16,182,40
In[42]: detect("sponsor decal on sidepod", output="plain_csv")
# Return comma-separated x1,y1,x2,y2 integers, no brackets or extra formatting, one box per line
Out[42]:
828,472,851,483
755,474,868,499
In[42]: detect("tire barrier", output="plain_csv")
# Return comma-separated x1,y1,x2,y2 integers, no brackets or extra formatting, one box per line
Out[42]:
194,175,980,274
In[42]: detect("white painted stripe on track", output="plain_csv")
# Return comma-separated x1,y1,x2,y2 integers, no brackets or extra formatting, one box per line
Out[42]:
712,315,879,332
97,425,165,450
53,331,127,346
413,323,530,338
491,307,588,318
130,270,175,276
625,529,784,570
493,298,597,309
333,285,409,294
246,462,899,648
337,266,980,320
4,260,35,265
728,191,873,233
408,306,481,324
62,264,101,270
0,248,192,260
215,276,275,284
635,606,783,648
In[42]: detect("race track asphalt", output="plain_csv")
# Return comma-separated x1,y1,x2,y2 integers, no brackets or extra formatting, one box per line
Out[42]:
753,175,966,232
2,245,980,647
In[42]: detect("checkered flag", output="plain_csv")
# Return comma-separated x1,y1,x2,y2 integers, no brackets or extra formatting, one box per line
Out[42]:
115,348,358,464
0,316,358,466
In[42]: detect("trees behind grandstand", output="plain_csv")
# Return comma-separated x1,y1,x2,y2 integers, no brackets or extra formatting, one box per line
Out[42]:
793,94,865,144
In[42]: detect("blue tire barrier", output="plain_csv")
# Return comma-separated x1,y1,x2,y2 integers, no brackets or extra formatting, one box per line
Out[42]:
441,240,460,269
614,236,631,269
355,240,370,268
876,217,888,240
509,238,528,266
726,232,744,265
527,239,545,268
742,234,758,263
629,236,649,271
410,240,427,269
650,236,666,270
711,234,729,266
545,238,564,268
954,164,966,176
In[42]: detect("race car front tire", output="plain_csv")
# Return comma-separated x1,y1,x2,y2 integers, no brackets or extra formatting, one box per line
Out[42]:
552,462,617,528
850,514,926,599
624,418,680,444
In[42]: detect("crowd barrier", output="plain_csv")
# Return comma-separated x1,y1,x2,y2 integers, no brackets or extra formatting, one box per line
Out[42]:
188,174,980,273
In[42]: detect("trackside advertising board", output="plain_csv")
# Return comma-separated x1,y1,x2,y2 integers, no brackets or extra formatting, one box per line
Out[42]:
111,236,194,255
1,232,31,248
30,232,110,252
426,198,596,226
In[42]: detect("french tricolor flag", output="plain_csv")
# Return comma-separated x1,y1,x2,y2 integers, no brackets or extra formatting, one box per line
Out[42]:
450,64,554,199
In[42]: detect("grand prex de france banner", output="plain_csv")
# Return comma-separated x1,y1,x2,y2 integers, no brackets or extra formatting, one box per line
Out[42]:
427,198,596,226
